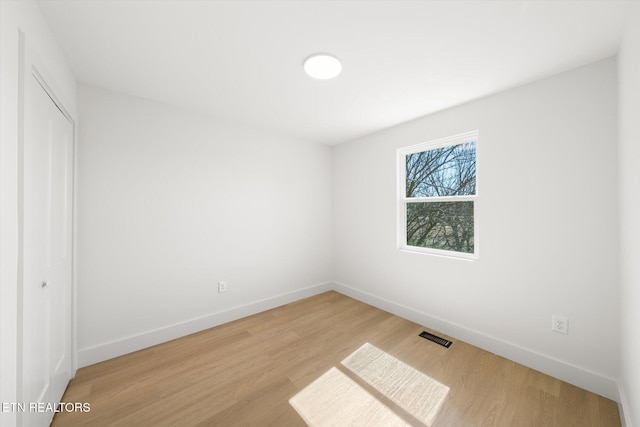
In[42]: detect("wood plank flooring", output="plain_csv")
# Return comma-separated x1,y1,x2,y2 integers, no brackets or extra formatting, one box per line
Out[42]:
52,291,620,426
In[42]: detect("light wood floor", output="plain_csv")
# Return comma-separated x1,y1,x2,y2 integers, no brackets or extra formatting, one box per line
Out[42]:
53,291,620,426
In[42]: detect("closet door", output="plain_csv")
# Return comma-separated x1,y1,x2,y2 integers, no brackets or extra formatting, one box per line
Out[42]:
21,68,74,426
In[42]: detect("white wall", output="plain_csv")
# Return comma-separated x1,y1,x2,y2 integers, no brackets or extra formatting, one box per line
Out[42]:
333,58,620,399
76,85,333,365
618,4,640,426
2,3,630,422
0,2,76,426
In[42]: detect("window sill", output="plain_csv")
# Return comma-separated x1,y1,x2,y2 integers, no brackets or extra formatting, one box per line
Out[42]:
398,246,477,261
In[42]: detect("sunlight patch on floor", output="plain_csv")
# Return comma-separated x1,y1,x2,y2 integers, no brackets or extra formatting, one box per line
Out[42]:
289,367,411,426
289,343,449,426
342,343,449,426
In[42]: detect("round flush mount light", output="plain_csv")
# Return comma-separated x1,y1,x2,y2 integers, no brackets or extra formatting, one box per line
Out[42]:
303,54,342,79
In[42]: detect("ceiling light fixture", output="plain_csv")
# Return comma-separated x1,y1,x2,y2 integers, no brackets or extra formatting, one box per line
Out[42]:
303,54,342,80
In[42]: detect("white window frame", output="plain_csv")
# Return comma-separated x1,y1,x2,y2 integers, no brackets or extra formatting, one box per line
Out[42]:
397,131,479,260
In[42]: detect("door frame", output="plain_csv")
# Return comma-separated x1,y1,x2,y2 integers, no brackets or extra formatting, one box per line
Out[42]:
17,30,77,419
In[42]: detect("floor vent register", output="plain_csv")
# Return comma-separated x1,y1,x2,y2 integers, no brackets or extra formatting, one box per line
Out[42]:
419,331,453,348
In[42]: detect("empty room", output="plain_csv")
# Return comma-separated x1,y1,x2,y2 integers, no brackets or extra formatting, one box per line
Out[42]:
1,1,639,426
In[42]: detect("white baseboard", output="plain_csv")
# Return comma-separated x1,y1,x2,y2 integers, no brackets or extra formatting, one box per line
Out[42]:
332,281,621,402
618,383,632,427
77,279,622,406
77,281,333,368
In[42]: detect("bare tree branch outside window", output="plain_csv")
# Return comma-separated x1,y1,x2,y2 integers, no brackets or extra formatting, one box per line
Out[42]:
405,141,476,254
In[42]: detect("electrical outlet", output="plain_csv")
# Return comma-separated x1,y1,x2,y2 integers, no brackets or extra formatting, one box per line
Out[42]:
552,315,568,334
218,281,227,293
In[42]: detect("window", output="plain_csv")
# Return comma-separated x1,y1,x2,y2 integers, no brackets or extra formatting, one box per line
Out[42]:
397,131,478,259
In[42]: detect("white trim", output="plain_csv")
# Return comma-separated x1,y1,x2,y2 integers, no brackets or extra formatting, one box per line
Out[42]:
399,130,479,155
397,131,479,260
333,281,620,402
618,383,631,427
406,195,475,203
76,280,622,404
77,282,334,367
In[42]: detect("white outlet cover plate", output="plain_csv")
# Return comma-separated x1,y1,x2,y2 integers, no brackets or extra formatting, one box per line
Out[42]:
552,315,568,334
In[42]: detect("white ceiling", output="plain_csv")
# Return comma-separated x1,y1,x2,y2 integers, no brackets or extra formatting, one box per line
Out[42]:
38,0,632,145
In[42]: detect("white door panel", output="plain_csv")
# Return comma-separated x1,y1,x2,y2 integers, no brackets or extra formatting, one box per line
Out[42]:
21,68,74,427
